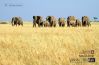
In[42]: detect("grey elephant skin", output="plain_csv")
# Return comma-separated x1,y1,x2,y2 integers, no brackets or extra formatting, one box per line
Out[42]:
11,17,23,26
33,16,43,27
82,16,91,27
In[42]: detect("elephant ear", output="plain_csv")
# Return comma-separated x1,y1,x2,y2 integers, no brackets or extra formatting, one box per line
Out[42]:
33,16,36,19
46,16,50,20
33,16,34,19
11,17,14,23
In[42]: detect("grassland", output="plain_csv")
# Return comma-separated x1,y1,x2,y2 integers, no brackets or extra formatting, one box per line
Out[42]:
0,22,99,65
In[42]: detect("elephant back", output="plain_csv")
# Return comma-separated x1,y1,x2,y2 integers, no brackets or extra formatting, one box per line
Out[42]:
68,16,76,21
37,16,41,20
59,18,65,22
67,16,76,23
82,16,89,21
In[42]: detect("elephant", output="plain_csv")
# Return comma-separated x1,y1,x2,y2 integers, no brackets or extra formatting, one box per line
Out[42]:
58,18,65,27
82,16,91,26
33,16,43,27
46,16,57,27
67,16,76,27
44,20,50,27
76,19,81,26
11,17,23,26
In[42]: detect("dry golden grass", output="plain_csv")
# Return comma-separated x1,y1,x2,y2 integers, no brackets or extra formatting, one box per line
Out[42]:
0,22,99,65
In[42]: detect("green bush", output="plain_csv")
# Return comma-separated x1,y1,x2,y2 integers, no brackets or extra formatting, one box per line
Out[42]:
0,22,8,24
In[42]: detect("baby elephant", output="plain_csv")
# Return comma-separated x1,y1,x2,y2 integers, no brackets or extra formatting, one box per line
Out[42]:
58,18,65,27
82,16,91,27
76,19,81,27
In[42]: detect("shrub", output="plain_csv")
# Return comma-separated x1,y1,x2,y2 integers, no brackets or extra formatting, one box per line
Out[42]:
0,22,8,24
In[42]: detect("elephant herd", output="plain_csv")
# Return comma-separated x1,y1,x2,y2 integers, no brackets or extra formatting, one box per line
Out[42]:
32,16,57,27
11,16,91,27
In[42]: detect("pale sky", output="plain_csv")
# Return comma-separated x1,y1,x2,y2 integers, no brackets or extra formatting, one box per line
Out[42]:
0,0,99,21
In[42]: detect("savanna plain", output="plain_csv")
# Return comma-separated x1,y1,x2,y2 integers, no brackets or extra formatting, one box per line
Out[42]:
0,22,99,65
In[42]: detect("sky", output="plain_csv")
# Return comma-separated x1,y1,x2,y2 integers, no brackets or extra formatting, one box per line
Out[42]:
0,0,99,21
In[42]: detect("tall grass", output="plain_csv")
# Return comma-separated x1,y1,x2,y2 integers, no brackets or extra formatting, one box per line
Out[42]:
0,22,99,65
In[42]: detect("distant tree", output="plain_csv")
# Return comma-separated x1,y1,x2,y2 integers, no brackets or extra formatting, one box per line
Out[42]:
93,17,98,22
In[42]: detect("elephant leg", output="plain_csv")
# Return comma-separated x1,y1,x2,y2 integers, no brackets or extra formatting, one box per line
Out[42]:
83,22,84,26
83,21,86,26
14,22,16,26
14,22,15,26
33,21,34,27
61,22,63,27
52,21,55,27
44,24,46,27
49,22,51,27
37,20,41,27
75,22,77,27
18,23,20,26
78,23,79,26
60,23,61,27
85,21,87,26
67,22,70,27
15,24,17,27
63,24,65,27
61,23,63,27
38,22,40,27
11,21,14,26
33,22,36,27
12,23,14,26
87,22,88,26
34,23,36,27
41,22,43,27
54,23,56,27
39,22,43,27
62,23,65,27
59,22,61,27
82,22,85,27
67,21,70,27
61,22,64,27
16,21,19,27
21,23,23,26
50,22,53,27
75,23,77,27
